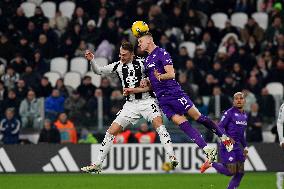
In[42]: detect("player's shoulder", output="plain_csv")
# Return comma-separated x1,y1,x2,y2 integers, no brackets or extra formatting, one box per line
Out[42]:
223,107,234,116
157,47,169,55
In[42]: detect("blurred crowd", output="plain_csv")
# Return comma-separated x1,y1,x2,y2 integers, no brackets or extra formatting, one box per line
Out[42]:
0,0,284,144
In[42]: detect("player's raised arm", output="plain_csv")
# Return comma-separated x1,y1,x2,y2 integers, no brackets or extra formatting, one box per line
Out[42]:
85,50,116,75
154,50,175,81
277,103,284,147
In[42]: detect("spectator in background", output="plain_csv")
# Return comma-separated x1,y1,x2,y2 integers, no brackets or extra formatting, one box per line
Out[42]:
38,119,61,143
175,47,190,70
54,112,77,144
0,108,21,144
45,89,65,121
1,89,20,117
58,37,76,60
94,40,114,61
178,72,197,100
64,90,86,126
31,6,48,28
109,89,124,121
200,32,217,58
203,19,220,44
74,40,88,57
242,88,257,113
16,36,33,61
195,97,208,116
71,6,89,27
193,44,211,73
49,10,68,35
24,21,39,46
99,77,113,101
114,128,136,144
220,21,239,39
240,17,264,43
257,87,275,122
245,75,262,95
10,54,27,75
54,78,69,98
266,16,284,43
199,74,218,96
135,122,157,143
35,34,55,60
78,128,98,144
1,67,19,89
19,90,41,129
246,103,263,142
0,80,7,103
41,22,58,47
169,5,184,28
231,62,246,90
208,86,231,119
36,77,53,98
244,35,260,55
0,34,15,61
21,66,41,90
29,51,48,75
82,20,101,46
77,76,96,100
14,79,28,101
210,62,226,85
236,46,257,72
12,7,29,32
222,75,237,97
185,59,203,86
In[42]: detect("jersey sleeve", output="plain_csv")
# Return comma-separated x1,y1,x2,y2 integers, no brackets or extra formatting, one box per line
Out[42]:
160,49,173,67
218,111,231,131
277,103,284,145
90,59,119,75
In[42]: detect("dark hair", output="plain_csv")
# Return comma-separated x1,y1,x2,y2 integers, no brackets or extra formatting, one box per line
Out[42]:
121,42,134,52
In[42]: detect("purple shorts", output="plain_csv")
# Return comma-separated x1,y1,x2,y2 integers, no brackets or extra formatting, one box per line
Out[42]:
220,148,245,164
158,94,194,119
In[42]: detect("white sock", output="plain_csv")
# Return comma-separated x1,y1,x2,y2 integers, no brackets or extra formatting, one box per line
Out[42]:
156,125,175,157
277,172,284,189
95,131,115,165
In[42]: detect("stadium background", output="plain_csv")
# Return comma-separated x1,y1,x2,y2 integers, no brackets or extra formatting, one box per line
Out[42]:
0,0,283,188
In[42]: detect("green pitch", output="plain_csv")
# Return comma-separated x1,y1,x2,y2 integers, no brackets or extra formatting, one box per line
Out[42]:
0,173,276,189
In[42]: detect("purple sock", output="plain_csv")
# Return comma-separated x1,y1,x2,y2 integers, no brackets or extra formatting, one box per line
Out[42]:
227,173,244,189
212,162,233,176
179,121,207,148
197,114,225,137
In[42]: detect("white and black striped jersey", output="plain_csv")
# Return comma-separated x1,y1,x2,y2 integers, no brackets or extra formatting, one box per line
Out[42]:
277,103,284,145
90,56,153,101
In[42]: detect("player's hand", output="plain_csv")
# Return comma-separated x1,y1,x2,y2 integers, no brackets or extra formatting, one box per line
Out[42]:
140,79,148,88
85,50,94,61
154,69,161,81
243,148,248,159
123,88,134,96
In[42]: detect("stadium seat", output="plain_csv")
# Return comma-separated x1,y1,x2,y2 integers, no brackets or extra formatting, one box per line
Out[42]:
50,57,68,77
266,82,284,99
179,41,196,58
44,71,61,87
27,0,43,6
93,57,109,67
64,72,81,89
21,2,36,18
231,12,248,29
252,12,268,30
85,71,102,87
40,1,56,19
59,1,76,20
70,57,88,76
211,12,228,29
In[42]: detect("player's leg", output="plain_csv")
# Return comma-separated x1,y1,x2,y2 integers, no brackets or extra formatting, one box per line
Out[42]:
276,172,284,189
151,116,178,168
81,121,122,173
171,114,217,162
227,162,244,189
187,106,233,152
141,98,178,167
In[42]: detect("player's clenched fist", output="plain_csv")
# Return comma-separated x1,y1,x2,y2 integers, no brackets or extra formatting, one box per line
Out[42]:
85,50,94,61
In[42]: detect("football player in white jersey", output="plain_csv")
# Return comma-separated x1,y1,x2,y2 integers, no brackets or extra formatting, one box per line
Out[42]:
81,42,178,173
277,103,284,189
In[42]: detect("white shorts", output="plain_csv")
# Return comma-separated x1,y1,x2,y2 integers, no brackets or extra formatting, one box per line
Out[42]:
113,97,162,129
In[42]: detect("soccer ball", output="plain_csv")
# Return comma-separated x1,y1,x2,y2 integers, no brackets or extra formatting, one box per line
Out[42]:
131,21,149,38
161,162,172,172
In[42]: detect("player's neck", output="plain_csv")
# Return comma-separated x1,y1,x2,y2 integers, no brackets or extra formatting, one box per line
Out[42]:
147,44,157,54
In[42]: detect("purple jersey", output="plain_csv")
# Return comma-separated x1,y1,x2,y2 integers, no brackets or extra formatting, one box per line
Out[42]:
144,47,193,119
144,47,184,99
218,107,248,150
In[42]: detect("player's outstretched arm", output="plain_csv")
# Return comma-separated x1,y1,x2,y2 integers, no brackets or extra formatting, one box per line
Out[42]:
277,104,284,148
123,86,150,95
85,50,115,75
